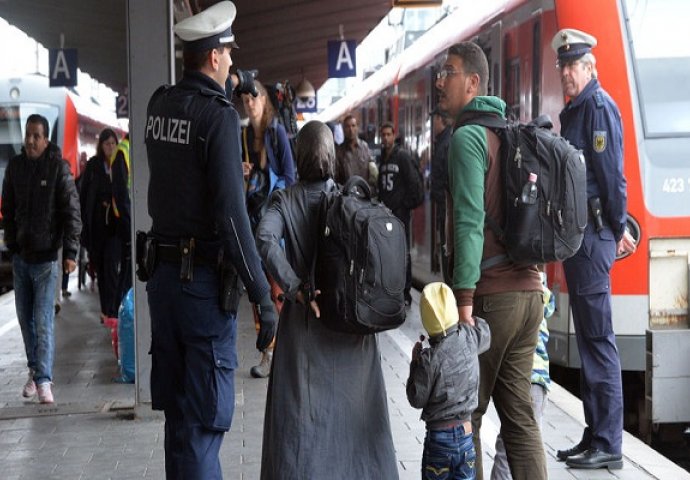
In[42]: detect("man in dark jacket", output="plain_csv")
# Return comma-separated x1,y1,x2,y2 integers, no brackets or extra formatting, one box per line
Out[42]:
1,113,82,404
429,109,453,282
377,121,417,306
145,2,277,478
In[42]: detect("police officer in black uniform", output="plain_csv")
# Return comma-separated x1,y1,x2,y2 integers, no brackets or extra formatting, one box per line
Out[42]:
551,28,636,470
143,2,277,478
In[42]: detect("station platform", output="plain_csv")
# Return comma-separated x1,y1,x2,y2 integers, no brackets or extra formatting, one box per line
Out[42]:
0,273,687,479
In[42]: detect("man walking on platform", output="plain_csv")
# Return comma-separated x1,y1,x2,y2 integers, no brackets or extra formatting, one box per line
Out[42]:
552,28,635,470
2,114,82,405
377,122,417,307
436,41,546,479
335,114,376,189
143,2,277,478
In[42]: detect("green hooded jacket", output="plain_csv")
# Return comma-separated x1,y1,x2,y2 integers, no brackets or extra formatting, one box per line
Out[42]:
448,95,506,293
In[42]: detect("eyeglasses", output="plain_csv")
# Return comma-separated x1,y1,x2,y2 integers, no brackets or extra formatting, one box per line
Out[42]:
436,68,464,81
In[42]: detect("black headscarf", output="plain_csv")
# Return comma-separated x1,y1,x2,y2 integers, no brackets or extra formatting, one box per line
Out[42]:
295,121,335,181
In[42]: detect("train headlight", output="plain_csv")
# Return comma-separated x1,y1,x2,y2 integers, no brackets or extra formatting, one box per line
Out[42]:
9,87,20,100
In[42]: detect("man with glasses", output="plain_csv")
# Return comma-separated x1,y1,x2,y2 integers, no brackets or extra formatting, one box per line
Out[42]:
436,41,546,479
552,28,635,470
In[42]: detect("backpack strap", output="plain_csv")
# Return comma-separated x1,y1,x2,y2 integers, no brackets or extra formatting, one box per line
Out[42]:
455,112,511,270
480,254,509,270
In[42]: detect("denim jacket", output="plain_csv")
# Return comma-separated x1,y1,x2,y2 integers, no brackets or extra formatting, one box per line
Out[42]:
406,318,491,427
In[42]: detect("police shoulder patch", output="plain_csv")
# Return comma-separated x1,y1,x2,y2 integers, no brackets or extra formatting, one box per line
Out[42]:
593,130,607,153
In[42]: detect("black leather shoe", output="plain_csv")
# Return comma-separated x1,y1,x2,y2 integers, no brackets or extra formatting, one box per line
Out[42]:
566,448,623,469
556,442,589,461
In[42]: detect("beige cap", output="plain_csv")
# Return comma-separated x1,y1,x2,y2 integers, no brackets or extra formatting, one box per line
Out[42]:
420,282,459,337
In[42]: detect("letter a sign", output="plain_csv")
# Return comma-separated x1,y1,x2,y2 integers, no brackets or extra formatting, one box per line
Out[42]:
327,40,356,78
49,48,78,87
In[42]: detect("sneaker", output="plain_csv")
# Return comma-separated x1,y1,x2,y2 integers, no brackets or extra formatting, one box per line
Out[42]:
62,289,71,298
250,350,273,378
37,383,54,404
22,371,36,398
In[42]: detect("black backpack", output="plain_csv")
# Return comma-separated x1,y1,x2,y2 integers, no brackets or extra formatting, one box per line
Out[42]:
456,113,587,266
314,176,407,335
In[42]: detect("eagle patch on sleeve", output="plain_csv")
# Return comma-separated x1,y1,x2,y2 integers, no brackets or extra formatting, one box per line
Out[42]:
593,130,607,153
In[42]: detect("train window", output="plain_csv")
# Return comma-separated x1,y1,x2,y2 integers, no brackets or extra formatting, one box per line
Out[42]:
0,103,59,157
624,0,690,137
505,59,520,120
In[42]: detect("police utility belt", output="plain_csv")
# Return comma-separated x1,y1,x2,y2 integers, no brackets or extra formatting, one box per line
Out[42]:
135,231,242,313
587,197,607,232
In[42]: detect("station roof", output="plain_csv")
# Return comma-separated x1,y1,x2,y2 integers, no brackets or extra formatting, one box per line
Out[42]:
0,0,391,94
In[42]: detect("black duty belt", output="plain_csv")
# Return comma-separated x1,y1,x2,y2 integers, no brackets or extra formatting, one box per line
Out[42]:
156,244,218,268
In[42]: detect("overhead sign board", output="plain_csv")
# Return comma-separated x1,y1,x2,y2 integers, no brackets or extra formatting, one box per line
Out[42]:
328,40,356,78
49,48,78,87
116,93,129,118
392,0,442,6
294,96,317,113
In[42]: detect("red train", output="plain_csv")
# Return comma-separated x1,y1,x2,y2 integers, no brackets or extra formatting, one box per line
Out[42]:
0,74,126,290
318,0,690,437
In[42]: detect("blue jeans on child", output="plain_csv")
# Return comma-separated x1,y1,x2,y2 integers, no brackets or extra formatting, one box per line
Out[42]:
423,423,476,480
12,255,58,384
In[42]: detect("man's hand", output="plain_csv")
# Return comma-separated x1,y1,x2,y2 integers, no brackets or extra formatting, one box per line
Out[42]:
235,69,259,97
458,305,475,326
617,229,637,256
256,292,277,351
63,259,77,274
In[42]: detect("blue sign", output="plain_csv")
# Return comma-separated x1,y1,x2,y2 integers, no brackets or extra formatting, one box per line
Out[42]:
328,40,356,78
49,48,78,87
294,95,317,114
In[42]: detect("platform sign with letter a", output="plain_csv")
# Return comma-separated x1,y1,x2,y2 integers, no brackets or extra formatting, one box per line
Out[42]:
328,40,356,78
49,48,78,87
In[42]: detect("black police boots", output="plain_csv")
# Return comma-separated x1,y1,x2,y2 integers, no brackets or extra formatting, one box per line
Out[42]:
556,441,589,461
565,448,623,469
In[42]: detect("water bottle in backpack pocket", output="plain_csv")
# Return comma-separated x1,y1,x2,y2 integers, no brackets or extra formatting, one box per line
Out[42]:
510,172,540,251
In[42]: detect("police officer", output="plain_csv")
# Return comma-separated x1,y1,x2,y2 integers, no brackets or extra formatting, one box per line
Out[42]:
551,28,636,470
144,2,277,479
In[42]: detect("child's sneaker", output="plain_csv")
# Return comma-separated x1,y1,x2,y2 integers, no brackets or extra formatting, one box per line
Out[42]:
37,383,54,404
22,371,36,398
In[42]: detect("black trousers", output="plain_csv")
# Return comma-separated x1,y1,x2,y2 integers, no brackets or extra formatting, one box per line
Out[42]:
393,208,412,301
94,236,122,317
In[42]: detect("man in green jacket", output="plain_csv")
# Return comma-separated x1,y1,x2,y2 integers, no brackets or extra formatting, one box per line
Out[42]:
436,41,546,479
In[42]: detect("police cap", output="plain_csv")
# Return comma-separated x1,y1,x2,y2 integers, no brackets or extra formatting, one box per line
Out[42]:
174,1,239,52
551,28,597,63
